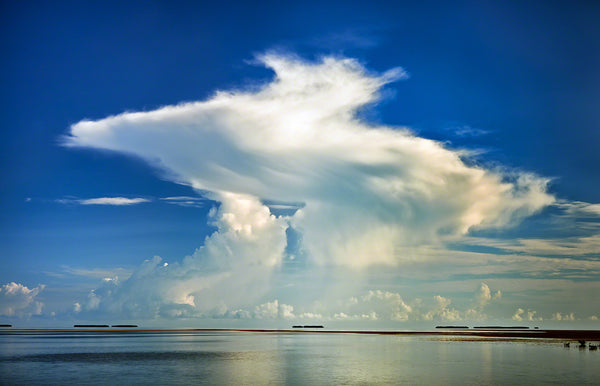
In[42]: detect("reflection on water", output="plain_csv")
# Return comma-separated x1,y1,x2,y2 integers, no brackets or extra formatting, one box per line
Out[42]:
0,331,598,385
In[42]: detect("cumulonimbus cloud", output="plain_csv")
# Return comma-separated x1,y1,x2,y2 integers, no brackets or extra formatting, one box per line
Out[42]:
66,53,553,268
64,53,555,318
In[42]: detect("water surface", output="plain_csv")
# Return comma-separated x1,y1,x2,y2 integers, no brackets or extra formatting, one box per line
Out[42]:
0,331,597,385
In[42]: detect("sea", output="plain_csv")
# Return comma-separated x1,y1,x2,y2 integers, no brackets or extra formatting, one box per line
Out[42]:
0,330,598,385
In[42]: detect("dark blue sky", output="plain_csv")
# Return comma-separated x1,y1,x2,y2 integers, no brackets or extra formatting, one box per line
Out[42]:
1,0,599,326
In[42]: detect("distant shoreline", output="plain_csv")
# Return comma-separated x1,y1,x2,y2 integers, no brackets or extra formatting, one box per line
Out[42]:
2,328,600,339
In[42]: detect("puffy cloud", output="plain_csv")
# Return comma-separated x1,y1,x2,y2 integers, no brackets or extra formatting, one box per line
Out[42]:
297,312,323,319
360,290,413,321
423,295,462,322
475,283,501,309
66,53,554,270
0,282,45,317
73,193,288,319
512,308,524,321
552,312,576,321
512,308,542,322
253,300,295,320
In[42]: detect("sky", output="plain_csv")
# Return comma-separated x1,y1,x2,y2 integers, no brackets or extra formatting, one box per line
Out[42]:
1,0,599,329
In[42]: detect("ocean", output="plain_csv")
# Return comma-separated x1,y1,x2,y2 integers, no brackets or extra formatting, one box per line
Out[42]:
0,330,598,385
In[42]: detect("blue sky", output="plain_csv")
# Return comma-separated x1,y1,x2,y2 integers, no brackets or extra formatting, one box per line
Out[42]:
1,1,599,328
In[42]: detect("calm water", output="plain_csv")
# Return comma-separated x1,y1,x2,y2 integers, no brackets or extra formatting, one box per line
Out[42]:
0,331,598,385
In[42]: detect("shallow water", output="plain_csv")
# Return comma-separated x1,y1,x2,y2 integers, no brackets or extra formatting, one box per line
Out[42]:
0,331,597,385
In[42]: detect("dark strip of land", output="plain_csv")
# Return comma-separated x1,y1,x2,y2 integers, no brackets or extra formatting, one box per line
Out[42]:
1,328,600,339
74,324,109,328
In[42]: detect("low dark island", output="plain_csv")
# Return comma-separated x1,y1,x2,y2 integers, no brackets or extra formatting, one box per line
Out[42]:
74,324,109,328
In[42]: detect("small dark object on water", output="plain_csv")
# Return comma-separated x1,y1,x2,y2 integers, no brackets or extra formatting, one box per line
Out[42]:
578,340,586,349
589,344,598,351
74,324,109,328
436,326,469,329
564,342,570,348
111,325,138,328
292,325,324,329
0,324,12,328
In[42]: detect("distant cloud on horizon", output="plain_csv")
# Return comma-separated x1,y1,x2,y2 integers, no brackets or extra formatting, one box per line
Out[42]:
0,282,45,317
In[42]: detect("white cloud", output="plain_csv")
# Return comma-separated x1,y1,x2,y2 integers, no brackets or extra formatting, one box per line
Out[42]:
66,53,554,271
359,290,413,321
512,308,542,322
552,312,576,321
557,200,600,217
463,200,600,259
61,53,564,321
57,197,150,205
61,266,132,280
512,308,524,321
450,125,491,137
423,295,462,322
73,193,288,319
297,312,323,319
0,282,45,317
475,282,501,309
160,196,207,208
80,197,150,205
253,300,295,320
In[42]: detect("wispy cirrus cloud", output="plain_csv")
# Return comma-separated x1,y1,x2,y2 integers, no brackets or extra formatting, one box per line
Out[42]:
160,196,207,208
61,266,133,280
449,124,491,138
80,197,150,205
56,197,150,206
311,28,382,49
